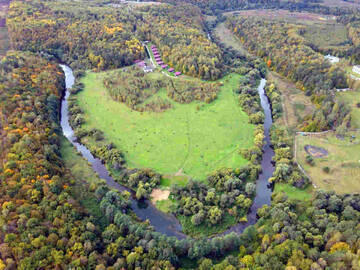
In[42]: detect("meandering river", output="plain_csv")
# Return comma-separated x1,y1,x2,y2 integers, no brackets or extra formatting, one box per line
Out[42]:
60,65,274,239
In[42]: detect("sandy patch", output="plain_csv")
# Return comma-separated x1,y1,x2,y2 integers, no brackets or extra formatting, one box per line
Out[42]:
151,188,170,203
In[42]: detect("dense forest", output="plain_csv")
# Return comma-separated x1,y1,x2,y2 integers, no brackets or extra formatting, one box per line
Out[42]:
7,0,225,80
7,1,145,71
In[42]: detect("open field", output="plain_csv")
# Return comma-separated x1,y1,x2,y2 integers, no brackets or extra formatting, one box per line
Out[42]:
77,71,254,181
226,9,350,52
268,72,315,129
302,23,349,51
274,183,313,201
213,22,250,57
296,131,360,194
336,89,360,129
225,9,337,24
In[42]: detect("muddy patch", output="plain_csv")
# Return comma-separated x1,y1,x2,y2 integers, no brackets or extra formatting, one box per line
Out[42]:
304,145,329,158
151,188,170,203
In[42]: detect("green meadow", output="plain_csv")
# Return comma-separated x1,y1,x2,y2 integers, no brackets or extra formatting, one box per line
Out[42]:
77,71,254,180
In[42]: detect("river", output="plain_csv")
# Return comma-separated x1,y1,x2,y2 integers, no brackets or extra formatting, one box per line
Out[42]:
59,65,274,239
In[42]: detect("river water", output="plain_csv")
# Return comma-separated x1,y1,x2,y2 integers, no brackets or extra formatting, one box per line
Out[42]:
59,65,274,239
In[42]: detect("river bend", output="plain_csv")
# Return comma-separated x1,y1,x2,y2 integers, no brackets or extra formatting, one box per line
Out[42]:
60,65,274,239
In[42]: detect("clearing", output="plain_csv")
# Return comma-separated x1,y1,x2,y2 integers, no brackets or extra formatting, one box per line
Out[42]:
213,21,250,57
336,89,360,129
226,9,350,52
268,72,315,129
77,71,254,181
274,183,313,201
296,131,360,194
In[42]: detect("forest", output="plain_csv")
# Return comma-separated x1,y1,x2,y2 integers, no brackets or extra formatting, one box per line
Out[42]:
7,0,225,80
1,0,360,268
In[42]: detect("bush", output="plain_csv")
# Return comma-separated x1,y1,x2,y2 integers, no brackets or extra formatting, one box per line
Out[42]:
306,155,315,166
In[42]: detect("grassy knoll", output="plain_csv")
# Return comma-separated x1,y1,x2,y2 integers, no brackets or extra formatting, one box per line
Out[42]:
60,137,108,228
337,89,360,129
296,131,360,194
77,71,254,181
274,183,313,201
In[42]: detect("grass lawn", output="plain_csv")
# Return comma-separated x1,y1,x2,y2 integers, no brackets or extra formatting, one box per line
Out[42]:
296,131,360,194
337,89,360,129
274,183,313,201
77,71,254,181
161,175,188,187
60,137,108,228
155,199,174,213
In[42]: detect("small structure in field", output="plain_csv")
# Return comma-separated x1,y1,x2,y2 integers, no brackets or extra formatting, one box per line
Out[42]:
175,72,181,76
161,64,168,69
168,68,174,72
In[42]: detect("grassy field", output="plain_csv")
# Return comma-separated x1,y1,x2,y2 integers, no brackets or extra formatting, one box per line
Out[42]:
60,137,108,228
302,23,349,51
337,89,360,129
213,22,250,57
227,9,350,52
77,71,254,181
225,9,338,24
296,131,360,194
274,183,313,201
